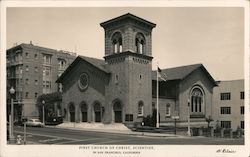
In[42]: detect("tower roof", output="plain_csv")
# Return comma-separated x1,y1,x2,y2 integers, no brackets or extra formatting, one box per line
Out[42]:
100,13,156,29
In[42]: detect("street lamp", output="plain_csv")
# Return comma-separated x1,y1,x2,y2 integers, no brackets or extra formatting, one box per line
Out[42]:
187,98,191,136
9,87,15,143
42,100,45,125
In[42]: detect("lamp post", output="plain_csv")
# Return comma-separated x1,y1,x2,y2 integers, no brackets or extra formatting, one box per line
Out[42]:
42,100,45,125
187,98,191,136
9,87,15,144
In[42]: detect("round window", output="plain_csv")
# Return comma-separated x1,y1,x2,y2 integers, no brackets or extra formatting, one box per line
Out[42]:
78,73,89,91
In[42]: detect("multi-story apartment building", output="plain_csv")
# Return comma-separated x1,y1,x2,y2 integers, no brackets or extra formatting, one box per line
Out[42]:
7,42,77,121
212,79,244,131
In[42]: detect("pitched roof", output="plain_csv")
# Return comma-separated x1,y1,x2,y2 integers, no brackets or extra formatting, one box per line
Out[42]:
78,55,109,73
152,64,217,86
56,55,109,83
100,13,156,29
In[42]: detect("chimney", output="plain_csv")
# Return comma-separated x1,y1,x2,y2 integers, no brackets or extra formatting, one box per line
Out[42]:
30,41,33,45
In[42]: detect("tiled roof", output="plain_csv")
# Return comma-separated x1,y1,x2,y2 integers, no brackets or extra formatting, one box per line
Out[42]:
152,64,217,86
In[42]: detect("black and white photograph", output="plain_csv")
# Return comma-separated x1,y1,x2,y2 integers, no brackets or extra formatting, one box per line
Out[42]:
1,1,249,157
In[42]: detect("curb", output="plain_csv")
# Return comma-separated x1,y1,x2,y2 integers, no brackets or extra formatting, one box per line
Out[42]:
45,125,184,138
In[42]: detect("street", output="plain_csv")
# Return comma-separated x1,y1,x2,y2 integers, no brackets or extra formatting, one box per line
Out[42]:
12,126,244,145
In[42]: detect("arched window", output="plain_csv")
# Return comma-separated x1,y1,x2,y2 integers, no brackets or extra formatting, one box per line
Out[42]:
135,33,146,54
190,87,204,115
138,101,144,116
111,32,122,53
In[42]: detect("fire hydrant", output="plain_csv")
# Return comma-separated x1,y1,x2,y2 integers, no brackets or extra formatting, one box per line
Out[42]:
16,135,22,145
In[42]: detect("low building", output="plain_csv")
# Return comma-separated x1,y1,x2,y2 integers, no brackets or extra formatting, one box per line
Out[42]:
152,64,217,127
212,79,244,131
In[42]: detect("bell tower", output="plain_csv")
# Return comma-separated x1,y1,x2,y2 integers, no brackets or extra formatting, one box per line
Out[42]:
100,13,156,125
100,13,156,56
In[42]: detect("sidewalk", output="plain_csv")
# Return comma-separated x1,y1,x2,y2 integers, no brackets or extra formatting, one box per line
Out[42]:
50,123,188,138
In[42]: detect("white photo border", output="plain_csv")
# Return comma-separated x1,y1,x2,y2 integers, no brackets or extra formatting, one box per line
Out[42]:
0,1,249,157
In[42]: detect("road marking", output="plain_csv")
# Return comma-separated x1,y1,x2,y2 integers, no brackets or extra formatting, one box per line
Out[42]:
39,138,62,143
53,138,106,145
14,131,83,142
90,138,133,144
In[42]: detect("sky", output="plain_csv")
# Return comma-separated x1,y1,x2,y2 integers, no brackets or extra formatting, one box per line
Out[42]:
7,7,244,81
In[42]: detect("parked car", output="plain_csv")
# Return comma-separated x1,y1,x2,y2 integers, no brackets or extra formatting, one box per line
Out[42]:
26,119,44,127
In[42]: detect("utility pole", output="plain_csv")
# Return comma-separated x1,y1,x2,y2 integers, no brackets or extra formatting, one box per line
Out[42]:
187,99,191,136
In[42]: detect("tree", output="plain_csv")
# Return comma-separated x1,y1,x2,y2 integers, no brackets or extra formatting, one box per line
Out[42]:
205,116,214,128
36,92,62,122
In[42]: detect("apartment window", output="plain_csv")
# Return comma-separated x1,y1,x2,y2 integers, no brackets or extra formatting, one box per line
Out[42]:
25,52,29,58
58,59,66,69
35,67,38,72
15,52,23,62
166,104,171,117
16,66,23,75
220,93,231,100
138,101,144,116
25,79,29,85
35,92,38,98
35,80,38,85
43,81,51,94
240,91,244,99
26,65,29,72
43,54,52,64
19,66,23,74
43,66,51,77
20,53,23,61
34,54,38,59
220,107,231,114
241,106,244,114
241,121,244,129
221,121,231,128
25,92,29,98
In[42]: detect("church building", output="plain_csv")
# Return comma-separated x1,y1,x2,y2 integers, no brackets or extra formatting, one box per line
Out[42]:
57,13,217,128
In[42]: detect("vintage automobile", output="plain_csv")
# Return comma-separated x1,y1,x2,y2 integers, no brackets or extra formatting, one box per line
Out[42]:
26,119,44,127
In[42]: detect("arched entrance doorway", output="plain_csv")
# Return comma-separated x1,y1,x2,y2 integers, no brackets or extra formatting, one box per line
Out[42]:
69,103,75,122
93,102,101,122
113,101,122,123
80,102,88,122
